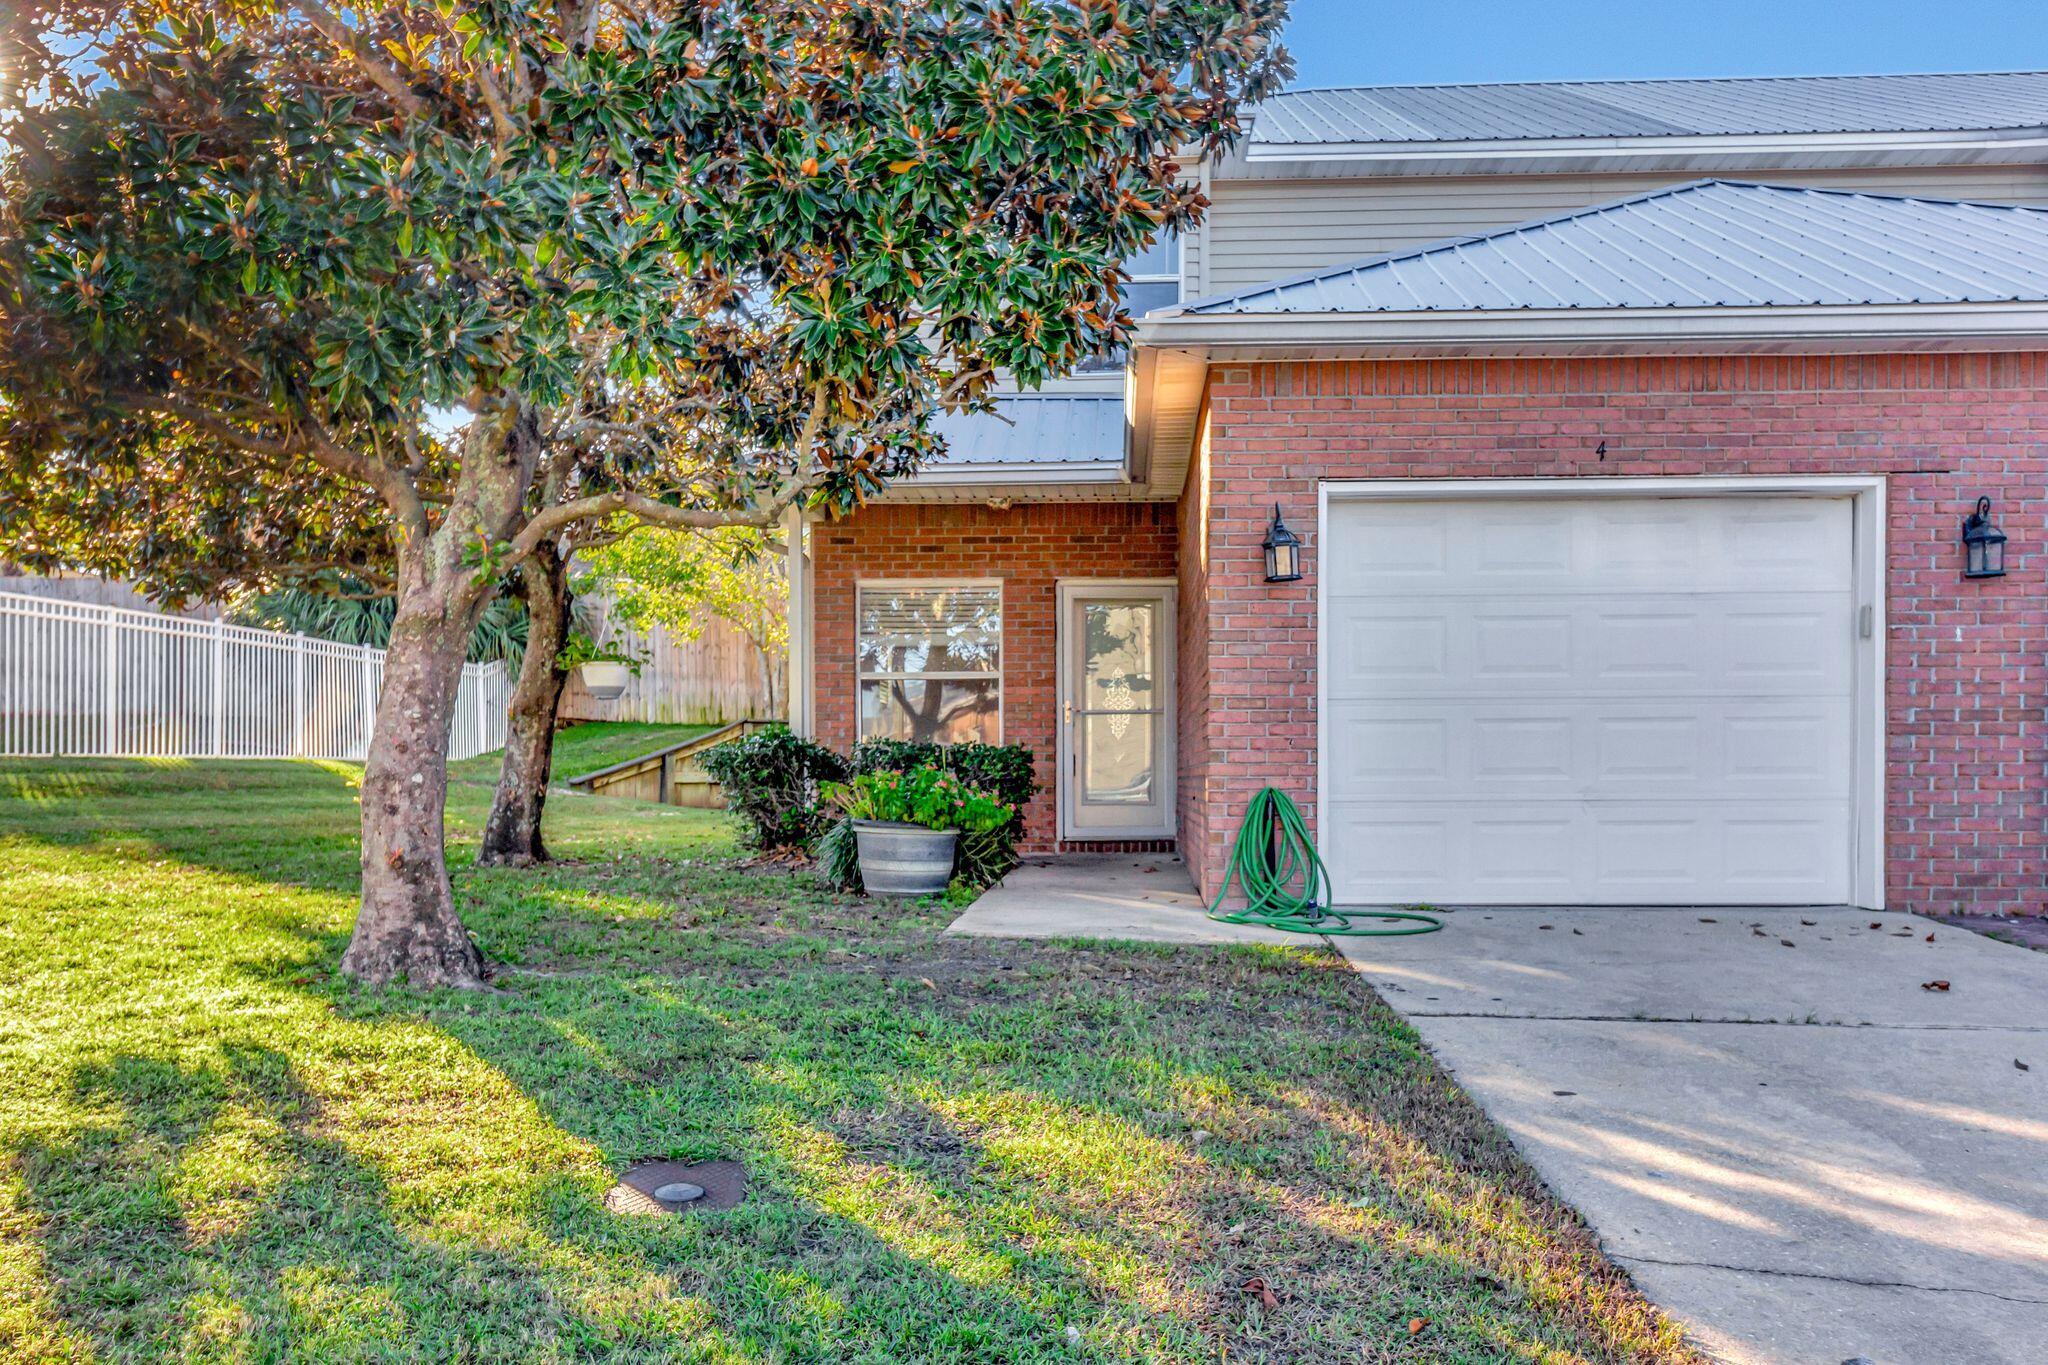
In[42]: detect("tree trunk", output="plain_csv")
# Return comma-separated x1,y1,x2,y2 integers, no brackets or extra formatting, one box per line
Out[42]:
477,542,571,867
341,402,541,989
341,573,491,987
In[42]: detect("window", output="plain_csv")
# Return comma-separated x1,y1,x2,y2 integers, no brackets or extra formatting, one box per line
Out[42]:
1078,233,1182,373
857,583,1001,744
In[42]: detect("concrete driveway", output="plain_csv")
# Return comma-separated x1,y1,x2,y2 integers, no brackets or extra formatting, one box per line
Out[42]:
1339,908,2048,1365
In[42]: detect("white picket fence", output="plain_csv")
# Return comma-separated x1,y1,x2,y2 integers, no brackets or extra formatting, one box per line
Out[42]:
0,590,511,761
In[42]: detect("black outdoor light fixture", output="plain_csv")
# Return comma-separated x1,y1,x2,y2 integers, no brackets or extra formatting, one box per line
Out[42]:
1262,504,1303,583
1962,496,2008,579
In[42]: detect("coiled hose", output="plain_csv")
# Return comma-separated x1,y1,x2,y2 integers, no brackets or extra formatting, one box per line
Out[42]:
1206,787,1443,937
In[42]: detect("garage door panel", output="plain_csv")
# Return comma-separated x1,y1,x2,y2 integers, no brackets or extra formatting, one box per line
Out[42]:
1327,497,1853,597
1322,492,1859,906
1322,799,1853,904
1327,698,1852,802
1327,593,1853,700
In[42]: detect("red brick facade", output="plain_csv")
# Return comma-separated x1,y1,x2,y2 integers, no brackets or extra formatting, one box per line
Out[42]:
810,501,1177,852
810,354,2048,914
1180,353,2048,916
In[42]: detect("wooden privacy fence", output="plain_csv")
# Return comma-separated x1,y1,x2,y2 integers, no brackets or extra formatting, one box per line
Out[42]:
559,611,782,725
0,590,510,761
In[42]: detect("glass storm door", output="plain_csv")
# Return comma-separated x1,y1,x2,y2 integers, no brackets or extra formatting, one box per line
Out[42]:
1059,584,1174,839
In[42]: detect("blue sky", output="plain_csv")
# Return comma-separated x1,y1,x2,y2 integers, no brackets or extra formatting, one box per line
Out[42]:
1278,0,2048,89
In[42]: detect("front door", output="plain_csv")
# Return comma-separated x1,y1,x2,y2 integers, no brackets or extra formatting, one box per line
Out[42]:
1058,583,1175,840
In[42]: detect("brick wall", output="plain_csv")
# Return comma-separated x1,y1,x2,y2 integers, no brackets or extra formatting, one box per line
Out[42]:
811,501,1178,852
1181,353,2048,916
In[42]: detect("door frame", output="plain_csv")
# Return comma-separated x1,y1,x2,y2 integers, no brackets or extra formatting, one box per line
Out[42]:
1317,475,1887,909
1056,578,1179,841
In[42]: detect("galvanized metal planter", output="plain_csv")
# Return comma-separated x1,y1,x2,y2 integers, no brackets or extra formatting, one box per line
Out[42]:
852,820,958,896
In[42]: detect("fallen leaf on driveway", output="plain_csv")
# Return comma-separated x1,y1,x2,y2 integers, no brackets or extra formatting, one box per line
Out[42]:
2018,1059,2031,1072
1870,921,1884,929
1801,919,1817,926
1921,980,1951,992
1698,917,1718,923
1926,933,1936,942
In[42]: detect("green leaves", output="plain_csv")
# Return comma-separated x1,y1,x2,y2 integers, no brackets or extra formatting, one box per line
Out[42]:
0,0,1287,599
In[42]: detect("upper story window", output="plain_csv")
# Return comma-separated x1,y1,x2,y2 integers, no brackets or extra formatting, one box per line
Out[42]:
1078,233,1181,373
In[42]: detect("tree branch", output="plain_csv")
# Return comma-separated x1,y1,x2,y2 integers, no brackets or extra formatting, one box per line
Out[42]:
299,1,430,120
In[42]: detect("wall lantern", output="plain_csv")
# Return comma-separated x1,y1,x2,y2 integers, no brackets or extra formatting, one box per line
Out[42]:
1262,504,1303,583
1962,496,2008,579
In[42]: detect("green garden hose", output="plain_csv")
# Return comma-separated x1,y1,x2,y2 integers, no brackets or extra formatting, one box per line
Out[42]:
1206,787,1443,937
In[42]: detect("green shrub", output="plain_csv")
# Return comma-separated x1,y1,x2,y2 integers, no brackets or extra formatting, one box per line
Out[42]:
841,742,1038,890
698,725,849,851
850,741,1035,811
826,765,1015,833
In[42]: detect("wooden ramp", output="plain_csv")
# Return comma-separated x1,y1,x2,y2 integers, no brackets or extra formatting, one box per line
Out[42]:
564,719,774,808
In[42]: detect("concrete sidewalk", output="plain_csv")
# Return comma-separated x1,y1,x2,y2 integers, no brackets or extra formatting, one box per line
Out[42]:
1339,907,2048,1365
945,852,1304,946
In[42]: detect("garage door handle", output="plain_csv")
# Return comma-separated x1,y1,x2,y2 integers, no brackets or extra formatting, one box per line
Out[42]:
1858,605,1873,639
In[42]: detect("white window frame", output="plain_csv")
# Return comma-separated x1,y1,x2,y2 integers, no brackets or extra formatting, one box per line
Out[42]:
855,579,1004,745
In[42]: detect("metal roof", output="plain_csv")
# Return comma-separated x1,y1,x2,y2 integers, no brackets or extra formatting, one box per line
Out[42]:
925,395,1124,468
1175,180,2048,316
1249,71,2048,147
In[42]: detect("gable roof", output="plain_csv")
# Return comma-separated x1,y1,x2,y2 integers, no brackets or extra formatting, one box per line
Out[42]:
1249,71,2048,148
1173,180,2048,316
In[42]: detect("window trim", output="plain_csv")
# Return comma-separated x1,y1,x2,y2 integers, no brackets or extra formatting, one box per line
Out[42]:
854,579,1005,744
1078,235,1184,373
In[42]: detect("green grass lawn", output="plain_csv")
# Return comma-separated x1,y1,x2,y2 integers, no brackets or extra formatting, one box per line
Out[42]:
0,745,1699,1363
447,721,726,785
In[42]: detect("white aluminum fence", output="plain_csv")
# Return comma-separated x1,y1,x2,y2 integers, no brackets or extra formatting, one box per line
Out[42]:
0,590,511,761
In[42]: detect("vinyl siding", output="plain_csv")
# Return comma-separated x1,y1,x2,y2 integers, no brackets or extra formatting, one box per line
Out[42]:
1198,163,2048,296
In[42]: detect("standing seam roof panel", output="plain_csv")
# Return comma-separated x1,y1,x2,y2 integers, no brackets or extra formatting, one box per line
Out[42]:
1173,181,2048,315
1247,71,2048,146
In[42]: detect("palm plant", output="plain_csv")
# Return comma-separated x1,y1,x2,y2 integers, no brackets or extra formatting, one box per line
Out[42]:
232,583,527,665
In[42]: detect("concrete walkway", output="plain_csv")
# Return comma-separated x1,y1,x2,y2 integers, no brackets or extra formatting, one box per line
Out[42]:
950,864,2048,1363
1339,907,2048,1365
946,853,1303,946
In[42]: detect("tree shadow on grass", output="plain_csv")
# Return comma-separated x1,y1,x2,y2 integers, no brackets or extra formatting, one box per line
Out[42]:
395,943,1697,1363
2,761,1697,1360
8,1039,1204,1363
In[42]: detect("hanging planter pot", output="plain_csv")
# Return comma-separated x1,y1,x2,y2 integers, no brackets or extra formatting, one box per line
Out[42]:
578,660,633,701
852,820,958,896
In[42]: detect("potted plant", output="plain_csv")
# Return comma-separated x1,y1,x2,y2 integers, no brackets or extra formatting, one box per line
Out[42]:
824,764,1015,896
558,633,643,701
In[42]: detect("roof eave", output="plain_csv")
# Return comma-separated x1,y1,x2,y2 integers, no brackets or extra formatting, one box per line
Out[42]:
1140,301,2048,355
1230,127,2048,177
1130,303,2048,500
874,462,1132,505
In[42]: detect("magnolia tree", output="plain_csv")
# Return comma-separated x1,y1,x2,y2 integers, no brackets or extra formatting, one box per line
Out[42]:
477,522,784,871
0,0,1289,987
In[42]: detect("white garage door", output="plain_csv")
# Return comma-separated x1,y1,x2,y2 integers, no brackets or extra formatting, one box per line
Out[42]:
1321,493,1857,905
